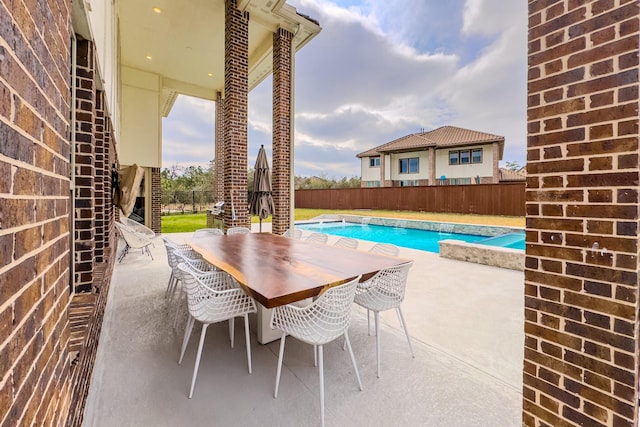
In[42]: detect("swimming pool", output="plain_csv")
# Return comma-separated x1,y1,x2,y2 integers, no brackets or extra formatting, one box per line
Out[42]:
296,222,525,253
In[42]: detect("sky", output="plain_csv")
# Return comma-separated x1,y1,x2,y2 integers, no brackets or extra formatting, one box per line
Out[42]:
162,0,527,178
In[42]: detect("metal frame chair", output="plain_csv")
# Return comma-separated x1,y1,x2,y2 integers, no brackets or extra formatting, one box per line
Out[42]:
282,228,303,239
193,228,224,237
353,261,414,378
176,262,257,398
305,232,328,244
271,276,363,427
369,243,400,256
226,226,251,235
114,222,155,263
334,237,359,249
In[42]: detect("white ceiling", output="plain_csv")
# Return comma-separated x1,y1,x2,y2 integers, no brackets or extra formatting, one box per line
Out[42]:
117,0,321,109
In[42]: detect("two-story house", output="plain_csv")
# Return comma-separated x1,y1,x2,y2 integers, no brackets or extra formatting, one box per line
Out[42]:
357,126,505,187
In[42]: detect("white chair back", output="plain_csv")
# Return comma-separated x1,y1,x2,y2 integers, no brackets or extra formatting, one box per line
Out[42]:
227,226,251,235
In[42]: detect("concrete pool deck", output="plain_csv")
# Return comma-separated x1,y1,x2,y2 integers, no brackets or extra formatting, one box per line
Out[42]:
83,223,524,426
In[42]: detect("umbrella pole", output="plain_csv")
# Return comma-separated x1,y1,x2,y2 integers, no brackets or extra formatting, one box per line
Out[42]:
259,218,262,232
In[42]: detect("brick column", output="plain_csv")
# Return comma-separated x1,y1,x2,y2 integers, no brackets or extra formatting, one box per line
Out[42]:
74,39,96,293
223,0,250,229
428,147,436,185
524,2,639,427
151,167,161,233
215,91,224,202
492,141,500,183
272,27,293,235
94,91,106,263
0,0,73,424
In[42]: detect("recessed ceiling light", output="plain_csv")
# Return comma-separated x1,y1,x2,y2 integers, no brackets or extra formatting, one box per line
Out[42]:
145,55,153,60
152,7,162,13
207,73,213,77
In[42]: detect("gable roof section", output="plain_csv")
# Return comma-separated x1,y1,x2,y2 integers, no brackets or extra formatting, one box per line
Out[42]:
356,125,505,158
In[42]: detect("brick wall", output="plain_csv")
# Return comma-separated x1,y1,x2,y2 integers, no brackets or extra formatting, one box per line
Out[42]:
223,0,250,229
151,167,161,234
94,91,106,262
272,28,293,235
74,39,96,293
0,0,73,424
525,1,639,426
215,91,224,203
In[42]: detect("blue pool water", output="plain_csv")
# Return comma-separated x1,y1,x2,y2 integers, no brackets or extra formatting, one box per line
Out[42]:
296,222,525,253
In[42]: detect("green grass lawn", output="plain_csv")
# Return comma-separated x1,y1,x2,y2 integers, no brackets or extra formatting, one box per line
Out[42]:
161,209,524,233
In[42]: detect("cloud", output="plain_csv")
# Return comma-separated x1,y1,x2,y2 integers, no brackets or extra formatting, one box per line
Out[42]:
163,0,528,176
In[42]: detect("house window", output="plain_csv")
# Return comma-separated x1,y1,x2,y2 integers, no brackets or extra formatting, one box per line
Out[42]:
369,156,380,167
449,151,459,165
399,180,419,187
399,157,419,174
449,149,483,165
472,149,483,163
365,181,380,187
460,150,470,164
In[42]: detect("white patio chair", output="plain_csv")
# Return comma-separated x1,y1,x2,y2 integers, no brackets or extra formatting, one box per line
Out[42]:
271,276,363,427
352,261,415,378
114,222,154,263
119,214,156,239
176,262,257,398
193,228,224,237
162,238,202,299
369,242,400,257
334,237,358,250
282,228,302,239
305,232,328,244
226,226,251,235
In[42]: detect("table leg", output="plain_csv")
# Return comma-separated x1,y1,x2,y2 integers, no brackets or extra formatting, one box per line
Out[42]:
256,304,282,344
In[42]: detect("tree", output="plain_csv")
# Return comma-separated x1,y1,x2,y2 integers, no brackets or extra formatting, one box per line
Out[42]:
504,161,522,171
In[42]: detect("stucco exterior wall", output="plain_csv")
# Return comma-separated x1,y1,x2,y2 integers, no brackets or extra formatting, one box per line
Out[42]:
435,143,495,180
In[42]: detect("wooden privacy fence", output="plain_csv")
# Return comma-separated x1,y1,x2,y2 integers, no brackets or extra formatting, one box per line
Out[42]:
295,182,525,216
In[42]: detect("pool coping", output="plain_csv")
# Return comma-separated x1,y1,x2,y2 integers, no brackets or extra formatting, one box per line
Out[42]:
304,214,525,271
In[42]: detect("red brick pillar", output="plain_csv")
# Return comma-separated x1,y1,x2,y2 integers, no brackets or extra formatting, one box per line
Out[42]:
74,39,96,293
223,0,250,229
524,2,639,426
272,28,293,235
215,91,224,203
95,91,106,263
151,168,162,233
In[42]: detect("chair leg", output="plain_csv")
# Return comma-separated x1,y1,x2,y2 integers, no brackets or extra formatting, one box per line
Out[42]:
344,331,363,391
165,271,174,298
375,311,381,378
229,318,235,348
243,314,252,374
314,345,318,367
172,291,184,329
318,344,325,427
274,333,287,398
397,306,415,358
179,315,195,364
189,323,209,399
367,309,371,336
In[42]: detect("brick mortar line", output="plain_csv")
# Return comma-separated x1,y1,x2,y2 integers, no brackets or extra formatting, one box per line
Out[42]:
0,234,70,311
0,147,71,179
0,217,70,238
7,292,70,426
0,13,70,116
0,278,69,392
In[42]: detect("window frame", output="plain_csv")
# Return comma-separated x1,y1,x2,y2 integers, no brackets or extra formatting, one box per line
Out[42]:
399,157,419,174
471,148,483,164
369,156,380,168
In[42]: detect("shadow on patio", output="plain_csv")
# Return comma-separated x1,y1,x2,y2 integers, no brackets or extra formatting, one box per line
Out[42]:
82,228,523,426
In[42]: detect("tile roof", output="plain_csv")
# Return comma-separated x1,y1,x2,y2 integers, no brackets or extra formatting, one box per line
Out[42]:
356,125,505,158
499,168,526,181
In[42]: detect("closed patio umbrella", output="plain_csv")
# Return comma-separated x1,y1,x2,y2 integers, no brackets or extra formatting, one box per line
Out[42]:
249,145,274,232
114,164,144,217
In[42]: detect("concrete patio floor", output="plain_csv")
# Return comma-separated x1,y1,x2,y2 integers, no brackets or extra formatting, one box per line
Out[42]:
83,224,524,426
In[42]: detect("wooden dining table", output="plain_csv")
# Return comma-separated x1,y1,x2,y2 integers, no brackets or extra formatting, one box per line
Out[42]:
187,232,411,343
